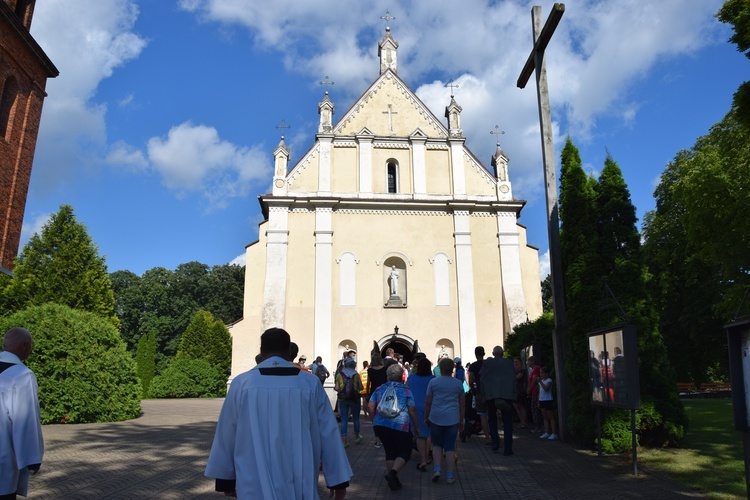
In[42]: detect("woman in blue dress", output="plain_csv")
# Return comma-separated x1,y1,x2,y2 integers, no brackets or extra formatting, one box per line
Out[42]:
407,357,435,472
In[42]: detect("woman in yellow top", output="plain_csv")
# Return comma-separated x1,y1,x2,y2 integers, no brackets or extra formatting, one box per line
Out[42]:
335,358,365,447
360,360,369,417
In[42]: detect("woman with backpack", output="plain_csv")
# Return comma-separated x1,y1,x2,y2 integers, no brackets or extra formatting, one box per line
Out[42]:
368,364,419,491
334,357,364,447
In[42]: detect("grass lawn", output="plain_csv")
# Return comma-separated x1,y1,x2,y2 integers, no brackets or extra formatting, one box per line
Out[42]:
637,399,745,499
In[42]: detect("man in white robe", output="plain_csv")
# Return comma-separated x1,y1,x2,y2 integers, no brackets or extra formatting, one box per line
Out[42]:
0,327,44,499
206,328,352,499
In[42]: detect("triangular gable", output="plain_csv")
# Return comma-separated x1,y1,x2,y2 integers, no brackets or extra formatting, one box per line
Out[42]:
333,69,449,139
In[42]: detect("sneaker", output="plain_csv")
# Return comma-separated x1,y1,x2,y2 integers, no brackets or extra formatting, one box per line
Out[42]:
432,471,441,483
548,433,558,441
355,435,363,445
540,433,549,439
384,471,401,491
446,477,455,485
374,441,382,448
343,441,349,448
531,428,541,433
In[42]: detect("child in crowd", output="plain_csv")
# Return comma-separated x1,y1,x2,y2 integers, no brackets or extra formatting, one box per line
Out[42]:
538,366,558,441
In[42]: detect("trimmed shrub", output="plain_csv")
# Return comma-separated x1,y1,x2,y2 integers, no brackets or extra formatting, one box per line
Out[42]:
136,331,157,398
149,358,226,398
0,303,141,424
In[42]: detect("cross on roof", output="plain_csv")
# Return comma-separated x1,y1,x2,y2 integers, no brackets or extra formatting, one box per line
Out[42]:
380,10,395,31
275,119,290,140
319,75,335,94
490,125,505,146
445,79,459,98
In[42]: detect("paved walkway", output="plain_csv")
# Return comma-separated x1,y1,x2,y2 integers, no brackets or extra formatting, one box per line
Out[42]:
27,399,705,499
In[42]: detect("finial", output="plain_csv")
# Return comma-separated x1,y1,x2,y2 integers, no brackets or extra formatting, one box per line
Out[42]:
275,119,291,140
445,79,459,98
319,75,334,95
380,10,395,31
490,125,505,147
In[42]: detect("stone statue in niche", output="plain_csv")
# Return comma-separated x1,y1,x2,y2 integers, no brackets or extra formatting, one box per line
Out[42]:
388,266,400,296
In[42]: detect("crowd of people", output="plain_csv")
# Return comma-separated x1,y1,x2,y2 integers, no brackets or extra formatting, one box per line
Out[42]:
0,324,558,499
208,332,561,497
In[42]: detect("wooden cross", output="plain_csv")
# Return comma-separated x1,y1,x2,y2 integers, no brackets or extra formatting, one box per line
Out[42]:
382,104,398,132
490,125,505,147
275,119,290,139
517,3,569,441
380,10,395,31
445,79,459,98
319,75,334,93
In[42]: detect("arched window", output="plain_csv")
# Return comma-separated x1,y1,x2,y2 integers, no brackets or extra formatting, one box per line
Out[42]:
0,76,19,140
14,0,33,28
387,161,398,193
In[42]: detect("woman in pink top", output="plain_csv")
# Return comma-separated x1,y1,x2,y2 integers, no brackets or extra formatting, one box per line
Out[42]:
526,356,543,433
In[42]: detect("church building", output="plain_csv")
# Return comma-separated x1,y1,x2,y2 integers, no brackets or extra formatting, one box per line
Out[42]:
230,25,542,380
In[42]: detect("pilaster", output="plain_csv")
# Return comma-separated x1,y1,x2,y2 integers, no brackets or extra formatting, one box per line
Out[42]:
452,208,477,359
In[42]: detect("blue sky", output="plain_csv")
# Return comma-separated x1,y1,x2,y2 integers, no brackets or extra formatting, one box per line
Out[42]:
21,0,746,278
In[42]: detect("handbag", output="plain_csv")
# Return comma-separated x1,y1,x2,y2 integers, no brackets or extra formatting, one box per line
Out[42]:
376,384,402,418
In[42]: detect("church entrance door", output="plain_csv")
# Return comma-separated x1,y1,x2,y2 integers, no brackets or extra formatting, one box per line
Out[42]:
381,340,414,364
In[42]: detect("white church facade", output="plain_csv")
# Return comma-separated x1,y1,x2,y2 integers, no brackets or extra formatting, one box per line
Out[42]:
229,26,543,379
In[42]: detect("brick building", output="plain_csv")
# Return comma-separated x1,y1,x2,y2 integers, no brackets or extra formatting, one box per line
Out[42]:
0,0,57,275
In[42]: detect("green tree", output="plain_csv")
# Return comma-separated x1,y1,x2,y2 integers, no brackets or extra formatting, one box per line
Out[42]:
136,331,157,398
643,111,748,384
176,309,231,376
0,303,141,423
149,358,226,398
0,205,118,326
202,263,245,324
598,156,685,450
540,275,553,314
559,141,685,451
558,138,603,445
111,270,144,350
718,0,750,127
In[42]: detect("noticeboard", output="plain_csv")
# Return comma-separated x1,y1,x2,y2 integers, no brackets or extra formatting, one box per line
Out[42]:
588,324,640,410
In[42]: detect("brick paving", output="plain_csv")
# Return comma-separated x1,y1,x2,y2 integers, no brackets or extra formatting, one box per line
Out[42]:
27,399,705,499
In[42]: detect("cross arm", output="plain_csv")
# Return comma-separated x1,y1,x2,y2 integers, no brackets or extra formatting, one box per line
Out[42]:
517,3,565,89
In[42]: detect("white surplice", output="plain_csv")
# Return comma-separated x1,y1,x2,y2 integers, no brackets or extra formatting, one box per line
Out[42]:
0,351,44,497
205,357,352,499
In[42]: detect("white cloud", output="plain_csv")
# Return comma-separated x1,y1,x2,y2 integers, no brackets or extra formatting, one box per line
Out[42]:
147,122,271,209
30,0,147,194
539,249,551,281
229,253,246,266
21,212,52,243
177,0,725,208
105,141,148,170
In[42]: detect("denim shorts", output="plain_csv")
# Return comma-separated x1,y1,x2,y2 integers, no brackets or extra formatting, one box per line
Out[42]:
429,422,459,451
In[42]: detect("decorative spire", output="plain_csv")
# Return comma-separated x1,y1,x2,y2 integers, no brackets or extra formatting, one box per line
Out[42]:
275,119,290,142
380,10,395,31
445,79,459,99
490,125,505,148
491,125,510,190
317,78,335,133
319,75,334,95
273,120,291,195
444,83,463,138
378,10,399,74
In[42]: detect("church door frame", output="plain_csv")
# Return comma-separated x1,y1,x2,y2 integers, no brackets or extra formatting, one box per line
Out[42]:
376,332,417,363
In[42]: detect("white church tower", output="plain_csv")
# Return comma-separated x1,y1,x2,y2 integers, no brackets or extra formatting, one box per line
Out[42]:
229,20,543,382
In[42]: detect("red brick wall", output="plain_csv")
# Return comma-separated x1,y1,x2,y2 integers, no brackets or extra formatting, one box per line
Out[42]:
0,1,52,273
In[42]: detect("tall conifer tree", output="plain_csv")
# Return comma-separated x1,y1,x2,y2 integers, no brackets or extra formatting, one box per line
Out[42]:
558,138,601,442
1,204,117,326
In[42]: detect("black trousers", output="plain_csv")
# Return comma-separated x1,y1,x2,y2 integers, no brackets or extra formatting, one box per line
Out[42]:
486,398,514,454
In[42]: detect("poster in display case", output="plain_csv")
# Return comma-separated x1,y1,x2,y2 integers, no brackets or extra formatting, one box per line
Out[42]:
588,324,640,410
